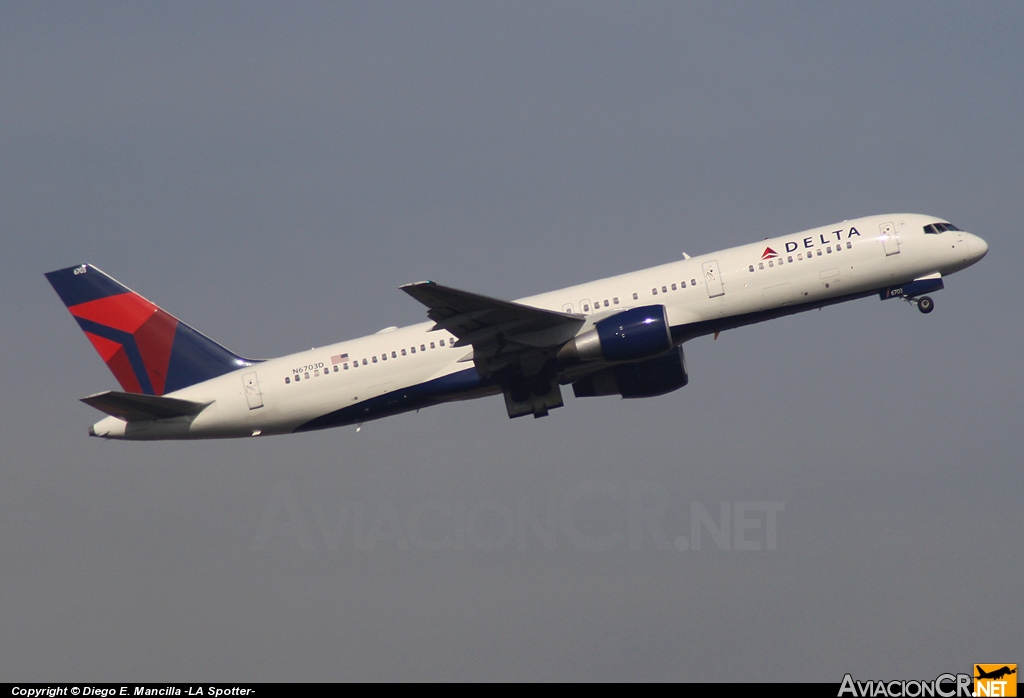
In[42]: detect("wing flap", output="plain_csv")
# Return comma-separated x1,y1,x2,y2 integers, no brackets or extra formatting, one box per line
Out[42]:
81,391,210,421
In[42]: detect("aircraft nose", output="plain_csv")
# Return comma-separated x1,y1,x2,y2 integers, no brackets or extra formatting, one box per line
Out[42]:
967,233,989,262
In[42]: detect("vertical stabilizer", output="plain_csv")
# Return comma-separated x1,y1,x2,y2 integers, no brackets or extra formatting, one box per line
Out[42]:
45,264,256,395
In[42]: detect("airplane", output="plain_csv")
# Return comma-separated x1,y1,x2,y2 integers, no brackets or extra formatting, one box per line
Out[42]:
46,213,988,440
975,666,1016,681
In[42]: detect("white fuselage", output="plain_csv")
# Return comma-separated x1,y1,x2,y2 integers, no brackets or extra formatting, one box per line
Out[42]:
89,213,988,439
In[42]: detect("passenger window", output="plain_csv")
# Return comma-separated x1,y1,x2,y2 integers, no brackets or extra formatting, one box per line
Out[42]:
362,359,368,365
661,286,667,293
835,244,841,252
613,297,619,305
603,300,609,308
691,279,697,286
768,260,774,267
632,293,638,300
295,374,300,382
333,365,339,372
749,265,754,272
392,351,397,358
681,281,687,288
787,256,793,263
652,288,658,295
411,347,416,354
372,357,377,363
401,349,407,356
285,376,291,384
430,342,436,349
671,283,677,290
816,250,822,256
439,339,445,347
846,241,852,249
344,363,349,370
758,262,764,270
826,247,832,254
305,372,310,379
420,345,426,351
583,304,590,312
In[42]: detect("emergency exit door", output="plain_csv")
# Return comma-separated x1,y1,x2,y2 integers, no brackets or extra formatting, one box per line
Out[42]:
242,372,263,410
702,260,725,298
880,221,901,256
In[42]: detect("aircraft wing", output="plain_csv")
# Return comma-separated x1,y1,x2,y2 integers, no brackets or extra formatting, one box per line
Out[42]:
81,391,210,421
400,281,585,373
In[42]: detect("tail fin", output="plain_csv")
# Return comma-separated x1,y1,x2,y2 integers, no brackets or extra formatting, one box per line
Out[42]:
45,264,256,395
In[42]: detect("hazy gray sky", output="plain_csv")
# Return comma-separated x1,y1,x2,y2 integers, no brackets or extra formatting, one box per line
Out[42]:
3,2,1021,681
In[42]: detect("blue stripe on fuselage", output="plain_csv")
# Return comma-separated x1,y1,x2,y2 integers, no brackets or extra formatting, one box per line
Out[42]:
294,366,493,432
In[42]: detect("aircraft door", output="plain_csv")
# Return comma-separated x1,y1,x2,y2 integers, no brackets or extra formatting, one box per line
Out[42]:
880,221,900,256
242,371,264,410
702,260,725,298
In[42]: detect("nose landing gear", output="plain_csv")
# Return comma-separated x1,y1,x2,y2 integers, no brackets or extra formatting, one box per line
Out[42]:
913,295,935,314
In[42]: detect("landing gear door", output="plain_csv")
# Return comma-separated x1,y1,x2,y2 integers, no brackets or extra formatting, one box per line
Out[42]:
880,221,900,256
702,260,725,298
243,371,264,410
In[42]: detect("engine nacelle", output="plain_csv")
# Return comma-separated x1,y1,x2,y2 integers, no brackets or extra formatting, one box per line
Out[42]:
572,346,689,399
559,305,672,363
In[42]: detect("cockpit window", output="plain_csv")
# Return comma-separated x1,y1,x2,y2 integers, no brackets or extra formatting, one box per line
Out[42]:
924,222,962,234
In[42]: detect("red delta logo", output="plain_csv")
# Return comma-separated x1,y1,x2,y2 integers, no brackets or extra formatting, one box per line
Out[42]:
761,247,779,260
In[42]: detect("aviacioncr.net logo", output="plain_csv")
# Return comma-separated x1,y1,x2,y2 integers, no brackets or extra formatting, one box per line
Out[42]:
975,665,1017,697
838,673,973,697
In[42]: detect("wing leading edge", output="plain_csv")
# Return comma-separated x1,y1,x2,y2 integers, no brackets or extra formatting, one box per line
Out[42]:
400,281,584,354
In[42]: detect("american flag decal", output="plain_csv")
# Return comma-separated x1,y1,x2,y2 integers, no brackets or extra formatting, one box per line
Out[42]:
331,353,349,364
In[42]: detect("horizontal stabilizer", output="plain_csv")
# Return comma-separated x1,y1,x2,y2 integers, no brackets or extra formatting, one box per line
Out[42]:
81,391,210,421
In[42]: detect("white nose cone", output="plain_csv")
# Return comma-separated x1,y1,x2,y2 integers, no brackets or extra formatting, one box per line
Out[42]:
967,234,989,262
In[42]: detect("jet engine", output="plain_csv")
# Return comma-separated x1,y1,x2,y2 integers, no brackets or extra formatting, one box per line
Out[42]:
558,305,672,363
572,346,688,399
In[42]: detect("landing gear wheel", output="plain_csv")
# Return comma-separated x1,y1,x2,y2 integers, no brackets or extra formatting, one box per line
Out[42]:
917,296,934,314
